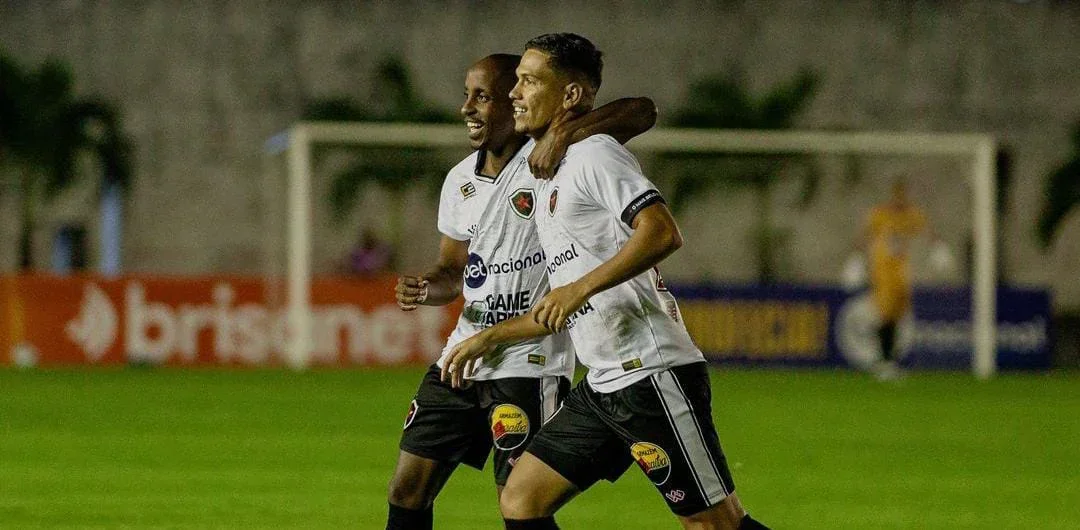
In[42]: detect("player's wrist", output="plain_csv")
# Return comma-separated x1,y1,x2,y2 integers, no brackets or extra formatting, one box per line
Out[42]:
572,278,597,301
474,327,499,347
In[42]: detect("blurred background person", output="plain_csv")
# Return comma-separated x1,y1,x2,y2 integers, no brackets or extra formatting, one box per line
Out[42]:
346,227,394,277
859,177,938,379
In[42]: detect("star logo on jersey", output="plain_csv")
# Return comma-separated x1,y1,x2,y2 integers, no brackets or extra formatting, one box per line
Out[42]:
548,187,559,216
460,182,476,199
508,188,535,219
491,404,530,451
630,442,672,485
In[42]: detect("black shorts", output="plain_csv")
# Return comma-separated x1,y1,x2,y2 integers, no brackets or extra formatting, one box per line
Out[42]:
399,364,570,486
527,362,735,517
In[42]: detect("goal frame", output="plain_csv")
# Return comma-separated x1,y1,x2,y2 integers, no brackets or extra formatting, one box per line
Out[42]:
267,123,997,378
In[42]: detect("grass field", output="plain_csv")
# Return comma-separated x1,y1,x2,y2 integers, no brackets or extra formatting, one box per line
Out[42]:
1,367,1078,529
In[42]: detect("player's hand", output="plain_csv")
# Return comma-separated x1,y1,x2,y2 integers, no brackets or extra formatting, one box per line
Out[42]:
395,276,429,311
441,333,497,388
528,113,575,180
531,282,589,333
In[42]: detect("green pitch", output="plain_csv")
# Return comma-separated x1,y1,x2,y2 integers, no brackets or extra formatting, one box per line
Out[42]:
1,367,1078,529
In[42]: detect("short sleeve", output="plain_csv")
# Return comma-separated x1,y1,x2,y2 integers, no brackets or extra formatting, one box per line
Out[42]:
576,136,665,226
437,174,470,241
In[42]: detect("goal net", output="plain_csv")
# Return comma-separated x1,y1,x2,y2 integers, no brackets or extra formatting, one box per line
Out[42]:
263,123,996,377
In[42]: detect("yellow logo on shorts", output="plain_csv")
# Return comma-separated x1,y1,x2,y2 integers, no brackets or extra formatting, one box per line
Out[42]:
630,442,672,486
491,404,530,451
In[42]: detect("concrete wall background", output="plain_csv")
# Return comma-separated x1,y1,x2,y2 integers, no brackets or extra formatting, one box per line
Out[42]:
1,0,1078,308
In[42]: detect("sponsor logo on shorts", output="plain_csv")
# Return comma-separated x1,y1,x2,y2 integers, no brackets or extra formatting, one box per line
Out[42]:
508,188,535,219
630,441,672,485
403,399,419,429
664,489,686,503
548,187,559,216
491,404,530,451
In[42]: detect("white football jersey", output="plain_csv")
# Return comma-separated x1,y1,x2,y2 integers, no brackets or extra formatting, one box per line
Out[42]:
533,134,704,393
436,140,575,381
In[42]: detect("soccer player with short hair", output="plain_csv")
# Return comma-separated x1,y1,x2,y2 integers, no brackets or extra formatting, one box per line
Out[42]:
443,34,769,530
385,53,656,530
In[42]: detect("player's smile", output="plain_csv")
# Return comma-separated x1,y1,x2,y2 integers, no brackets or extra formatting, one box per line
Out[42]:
510,49,565,138
461,62,516,151
465,119,484,141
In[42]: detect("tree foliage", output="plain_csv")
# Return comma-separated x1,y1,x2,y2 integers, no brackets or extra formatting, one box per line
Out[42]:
303,57,457,224
0,51,134,269
657,67,822,283
1037,124,1080,249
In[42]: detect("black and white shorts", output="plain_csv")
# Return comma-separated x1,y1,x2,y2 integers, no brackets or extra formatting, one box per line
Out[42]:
399,364,570,485
526,362,735,516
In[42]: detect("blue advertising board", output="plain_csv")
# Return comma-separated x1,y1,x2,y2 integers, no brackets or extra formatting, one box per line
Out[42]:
669,283,1052,370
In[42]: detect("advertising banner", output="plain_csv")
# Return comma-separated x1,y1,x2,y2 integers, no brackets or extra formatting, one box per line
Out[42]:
1,275,1051,370
671,283,1052,370
0,274,457,367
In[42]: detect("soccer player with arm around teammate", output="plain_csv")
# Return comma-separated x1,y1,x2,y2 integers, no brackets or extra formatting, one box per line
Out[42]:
443,34,769,530
384,53,656,530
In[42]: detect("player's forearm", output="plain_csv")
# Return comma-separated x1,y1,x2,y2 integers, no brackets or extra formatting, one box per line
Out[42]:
419,265,462,306
474,313,553,347
563,97,657,145
577,214,682,299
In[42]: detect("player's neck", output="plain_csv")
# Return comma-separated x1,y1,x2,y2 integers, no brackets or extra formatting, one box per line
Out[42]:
479,136,528,177
532,109,585,144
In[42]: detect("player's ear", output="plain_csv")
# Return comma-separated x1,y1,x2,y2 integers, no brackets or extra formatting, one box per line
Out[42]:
562,82,584,110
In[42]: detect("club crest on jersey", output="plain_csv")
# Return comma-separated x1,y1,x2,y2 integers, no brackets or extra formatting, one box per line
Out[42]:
460,182,476,199
548,187,559,216
630,442,672,485
508,188,535,219
491,404,530,450
403,399,419,429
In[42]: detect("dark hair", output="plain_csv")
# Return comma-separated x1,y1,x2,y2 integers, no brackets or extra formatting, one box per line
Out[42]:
525,33,603,91
476,53,522,88
482,53,522,76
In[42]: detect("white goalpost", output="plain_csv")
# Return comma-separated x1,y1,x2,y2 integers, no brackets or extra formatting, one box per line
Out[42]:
266,123,997,378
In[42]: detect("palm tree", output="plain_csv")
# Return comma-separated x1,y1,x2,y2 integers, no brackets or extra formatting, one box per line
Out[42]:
0,52,133,271
303,57,457,267
1037,123,1080,249
656,67,822,284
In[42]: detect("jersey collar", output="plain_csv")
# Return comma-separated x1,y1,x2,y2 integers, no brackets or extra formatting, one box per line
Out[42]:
473,141,528,184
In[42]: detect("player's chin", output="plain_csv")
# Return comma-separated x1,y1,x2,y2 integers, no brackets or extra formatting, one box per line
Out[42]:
467,135,485,150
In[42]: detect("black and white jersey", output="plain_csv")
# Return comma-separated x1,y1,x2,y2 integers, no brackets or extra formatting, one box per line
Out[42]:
435,140,574,381
533,134,704,393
